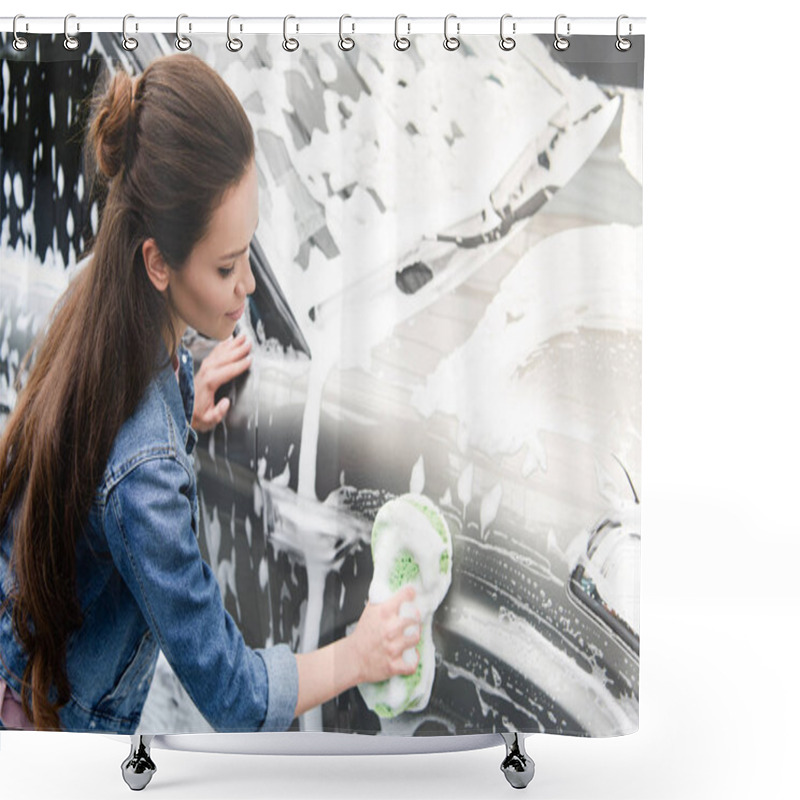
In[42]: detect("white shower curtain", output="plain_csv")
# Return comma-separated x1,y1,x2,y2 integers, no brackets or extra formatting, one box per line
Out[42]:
0,21,643,739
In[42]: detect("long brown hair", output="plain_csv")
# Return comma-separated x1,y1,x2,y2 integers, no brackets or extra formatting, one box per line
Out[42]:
0,53,255,730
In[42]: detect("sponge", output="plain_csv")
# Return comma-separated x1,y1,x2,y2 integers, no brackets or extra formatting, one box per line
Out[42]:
357,493,453,718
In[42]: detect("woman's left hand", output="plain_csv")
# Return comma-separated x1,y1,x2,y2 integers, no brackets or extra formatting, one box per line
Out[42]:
191,332,253,432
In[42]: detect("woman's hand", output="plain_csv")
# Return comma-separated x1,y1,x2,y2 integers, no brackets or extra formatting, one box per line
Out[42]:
350,585,422,685
293,585,421,718
191,332,253,432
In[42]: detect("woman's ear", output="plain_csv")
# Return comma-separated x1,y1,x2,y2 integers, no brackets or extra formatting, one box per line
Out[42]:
142,237,170,293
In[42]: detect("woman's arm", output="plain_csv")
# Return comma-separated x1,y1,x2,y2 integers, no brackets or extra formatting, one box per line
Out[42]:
106,452,420,727
104,455,296,732
293,638,360,719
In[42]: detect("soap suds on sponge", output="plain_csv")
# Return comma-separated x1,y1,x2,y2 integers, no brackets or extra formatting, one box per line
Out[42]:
358,493,453,718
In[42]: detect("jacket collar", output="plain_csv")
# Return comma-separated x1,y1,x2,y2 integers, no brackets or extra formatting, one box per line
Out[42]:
154,338,198,456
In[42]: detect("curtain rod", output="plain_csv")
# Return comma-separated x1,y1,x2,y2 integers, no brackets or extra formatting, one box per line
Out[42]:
0,16,646,37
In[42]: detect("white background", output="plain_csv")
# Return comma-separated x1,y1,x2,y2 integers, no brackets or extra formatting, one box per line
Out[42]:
2,1,798,798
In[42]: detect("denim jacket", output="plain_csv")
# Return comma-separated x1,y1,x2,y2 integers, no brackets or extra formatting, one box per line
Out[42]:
0,339,298,734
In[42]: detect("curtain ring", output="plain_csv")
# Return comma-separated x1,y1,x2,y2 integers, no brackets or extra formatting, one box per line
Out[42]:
499,14,516,51
12,14,28,51
227,15,243,52
282,15,299,51
122,14,138,51
616,15,632,51
339,14,355,51
554,14,570,51
175,14,192,51
443,14,460,51
63,13,80,51
394,14,410,51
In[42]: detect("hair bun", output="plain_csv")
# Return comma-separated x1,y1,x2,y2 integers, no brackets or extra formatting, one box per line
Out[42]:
88,68,138,180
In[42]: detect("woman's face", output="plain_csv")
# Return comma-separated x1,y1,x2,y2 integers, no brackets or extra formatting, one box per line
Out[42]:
165,158,258,342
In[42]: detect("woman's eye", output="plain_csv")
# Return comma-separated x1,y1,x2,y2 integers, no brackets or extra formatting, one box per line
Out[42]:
219,265,234,277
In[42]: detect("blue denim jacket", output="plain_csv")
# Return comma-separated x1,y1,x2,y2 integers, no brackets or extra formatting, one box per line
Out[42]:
0,339,298,734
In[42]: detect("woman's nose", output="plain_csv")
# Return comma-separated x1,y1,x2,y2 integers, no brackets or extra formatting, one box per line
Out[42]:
237,255,256,297
245,258,256,295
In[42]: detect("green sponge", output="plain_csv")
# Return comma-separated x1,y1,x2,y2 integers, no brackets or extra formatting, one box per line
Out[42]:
357,493,453,718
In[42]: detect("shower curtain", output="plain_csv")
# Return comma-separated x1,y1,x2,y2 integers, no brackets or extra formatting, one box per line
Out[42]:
0,24,643,738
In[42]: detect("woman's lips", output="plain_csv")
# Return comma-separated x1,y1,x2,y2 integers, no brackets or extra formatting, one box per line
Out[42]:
226,304,245,320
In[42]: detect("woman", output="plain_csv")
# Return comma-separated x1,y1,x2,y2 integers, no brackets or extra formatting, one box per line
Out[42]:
0,53,420,733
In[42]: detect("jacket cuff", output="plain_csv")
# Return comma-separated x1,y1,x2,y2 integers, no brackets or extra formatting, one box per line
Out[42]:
257,643,298,731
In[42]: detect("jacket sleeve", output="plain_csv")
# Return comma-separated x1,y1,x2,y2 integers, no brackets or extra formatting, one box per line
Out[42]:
103,454,298,732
